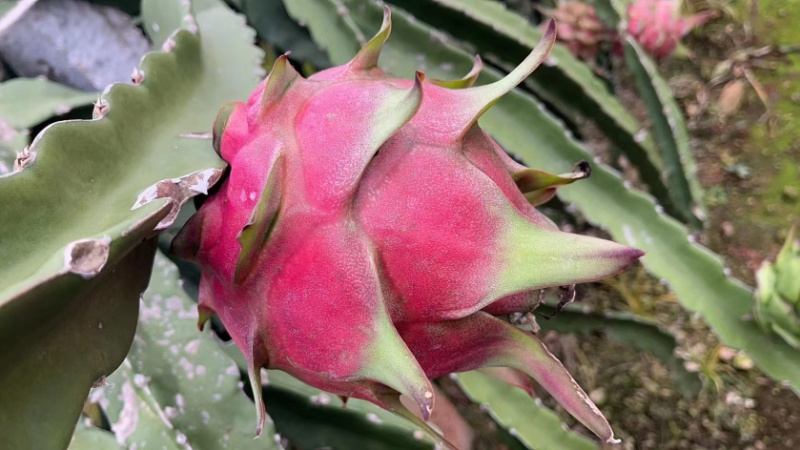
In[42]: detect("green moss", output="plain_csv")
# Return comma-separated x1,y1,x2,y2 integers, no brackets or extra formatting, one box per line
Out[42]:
741,0,800,224
758,0,800,43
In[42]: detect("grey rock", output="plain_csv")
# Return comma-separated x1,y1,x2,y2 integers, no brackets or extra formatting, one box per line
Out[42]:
0,0,150,91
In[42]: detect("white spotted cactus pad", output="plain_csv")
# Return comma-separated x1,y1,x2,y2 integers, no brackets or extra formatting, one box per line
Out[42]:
101,253,279,449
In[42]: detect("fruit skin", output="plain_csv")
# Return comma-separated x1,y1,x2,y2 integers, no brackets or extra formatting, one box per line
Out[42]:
550,1,608,61
174,10,642,446
627,0,709,59
754,225,800,349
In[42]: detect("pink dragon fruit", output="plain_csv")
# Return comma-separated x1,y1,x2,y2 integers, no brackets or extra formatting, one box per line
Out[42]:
173,9,642,446
627,0,709,59
550,1,608,61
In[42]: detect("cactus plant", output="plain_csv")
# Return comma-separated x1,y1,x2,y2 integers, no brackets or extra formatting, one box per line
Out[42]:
623,36,705,226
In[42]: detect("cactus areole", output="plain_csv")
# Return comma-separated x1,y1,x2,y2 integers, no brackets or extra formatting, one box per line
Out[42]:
173,10,642,446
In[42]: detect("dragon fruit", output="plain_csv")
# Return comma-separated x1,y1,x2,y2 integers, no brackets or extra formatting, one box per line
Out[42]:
627,0,709,59
754,225,800,349
173,10,642,446
550,1,607,61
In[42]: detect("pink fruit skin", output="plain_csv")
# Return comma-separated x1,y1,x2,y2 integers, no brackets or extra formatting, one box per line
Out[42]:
355,119,504,322
174,13,642,446
551,1,607,61
627,0,709,59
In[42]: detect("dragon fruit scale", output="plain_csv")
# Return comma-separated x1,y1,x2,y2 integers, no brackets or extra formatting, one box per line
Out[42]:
627,0,709,59
173,10,642,446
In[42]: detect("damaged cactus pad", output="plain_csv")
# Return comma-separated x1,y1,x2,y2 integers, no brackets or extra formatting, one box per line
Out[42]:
173,10,642,446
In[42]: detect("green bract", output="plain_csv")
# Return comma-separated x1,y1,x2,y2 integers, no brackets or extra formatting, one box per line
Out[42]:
755,226,800,348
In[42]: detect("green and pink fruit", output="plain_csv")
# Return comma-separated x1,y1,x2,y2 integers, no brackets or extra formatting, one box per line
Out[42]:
173,9,642,446
754,225,800,349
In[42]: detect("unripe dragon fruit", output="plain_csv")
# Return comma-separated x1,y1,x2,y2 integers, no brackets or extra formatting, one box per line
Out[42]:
173,10,642,446
627,0,709,59
754,226,800,349
550,1,607,61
